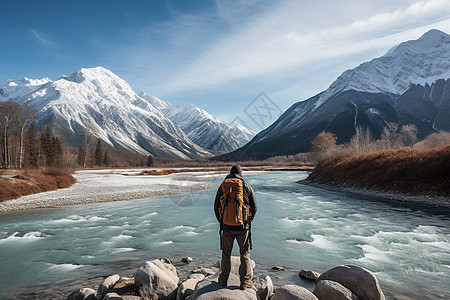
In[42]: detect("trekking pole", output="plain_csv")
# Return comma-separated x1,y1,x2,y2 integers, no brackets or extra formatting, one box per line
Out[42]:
219,222,223,250
249,220,252,250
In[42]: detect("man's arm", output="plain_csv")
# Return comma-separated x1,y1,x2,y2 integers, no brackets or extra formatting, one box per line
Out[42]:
214,185,223,222
245,183,257,221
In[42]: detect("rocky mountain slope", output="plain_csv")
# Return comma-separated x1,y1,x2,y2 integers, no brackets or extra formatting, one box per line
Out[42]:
1,67,209,159
1,67,255,158
225,29,450,159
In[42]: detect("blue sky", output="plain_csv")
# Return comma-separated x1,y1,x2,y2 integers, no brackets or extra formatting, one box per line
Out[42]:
2,0,450,131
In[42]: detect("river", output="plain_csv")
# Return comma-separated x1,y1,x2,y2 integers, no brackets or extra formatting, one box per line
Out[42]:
0,171,449,299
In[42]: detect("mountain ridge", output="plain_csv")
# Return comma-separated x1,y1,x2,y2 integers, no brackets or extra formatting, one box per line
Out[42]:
223,29,450,160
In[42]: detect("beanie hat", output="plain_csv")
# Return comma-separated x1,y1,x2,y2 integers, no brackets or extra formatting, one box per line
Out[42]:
230,164,242,175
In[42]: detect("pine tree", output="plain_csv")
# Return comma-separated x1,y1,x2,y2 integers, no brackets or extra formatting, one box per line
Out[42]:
25,124,38,168
40,127,53,166
103,151,109,167
94,138,103,166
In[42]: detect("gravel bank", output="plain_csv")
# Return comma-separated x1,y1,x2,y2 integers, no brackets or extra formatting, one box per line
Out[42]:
299,180,450,209
0,169,229,213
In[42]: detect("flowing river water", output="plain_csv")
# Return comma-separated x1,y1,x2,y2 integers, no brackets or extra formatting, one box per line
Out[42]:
0,171,449,299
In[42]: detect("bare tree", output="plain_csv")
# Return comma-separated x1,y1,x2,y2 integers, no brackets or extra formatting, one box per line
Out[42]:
0,101,21,168
381,122,402,149
348,126,374,154
16,103,36,168
311,131,337,162
400,124,418,147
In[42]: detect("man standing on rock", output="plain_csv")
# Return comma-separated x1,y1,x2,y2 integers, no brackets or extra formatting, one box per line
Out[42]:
214,165,257,289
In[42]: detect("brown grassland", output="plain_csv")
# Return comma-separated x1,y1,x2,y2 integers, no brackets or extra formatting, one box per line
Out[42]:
0,169,76,202
306,145,450,197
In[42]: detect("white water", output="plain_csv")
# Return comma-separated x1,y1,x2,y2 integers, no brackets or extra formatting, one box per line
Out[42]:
0,171,449,299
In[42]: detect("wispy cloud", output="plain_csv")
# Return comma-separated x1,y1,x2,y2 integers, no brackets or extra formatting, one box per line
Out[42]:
101,0,450,104
30,29,54,47
29,28,67,60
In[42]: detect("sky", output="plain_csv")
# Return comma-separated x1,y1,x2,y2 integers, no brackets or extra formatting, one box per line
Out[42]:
2,0,450,132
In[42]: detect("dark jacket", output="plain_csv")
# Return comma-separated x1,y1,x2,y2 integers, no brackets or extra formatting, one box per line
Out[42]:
214,173,257,230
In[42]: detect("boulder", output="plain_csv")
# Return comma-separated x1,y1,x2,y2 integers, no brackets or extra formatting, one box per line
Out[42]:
251,275,273,300
313,280,359,300
271,266,285,272
271,285,319,300
191,267,218,277
98,275,121,299
111,278,137,295
176,276,203,300
121,297,143,300
182,257,193,264
299,270,321,282
67,288,97,300
189,274,205,281
104,293,123,300
134,259,179,300
190,273,257,300
317,265,385,300
214,256,256,277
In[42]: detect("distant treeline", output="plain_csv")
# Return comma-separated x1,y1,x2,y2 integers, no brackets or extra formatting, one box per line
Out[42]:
310,123,450,163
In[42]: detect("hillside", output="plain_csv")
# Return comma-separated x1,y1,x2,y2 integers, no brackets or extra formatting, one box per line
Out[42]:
302,146,450,203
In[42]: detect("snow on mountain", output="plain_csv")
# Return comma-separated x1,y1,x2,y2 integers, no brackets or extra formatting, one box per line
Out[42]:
165,104,256,152
0,77,52,101
322,29,450,105
1,67,211,159
225,29,450,159
138,91,172,112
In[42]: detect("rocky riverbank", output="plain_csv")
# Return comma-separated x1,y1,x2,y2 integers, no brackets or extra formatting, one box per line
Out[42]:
0,169,230,213
66,256,386,300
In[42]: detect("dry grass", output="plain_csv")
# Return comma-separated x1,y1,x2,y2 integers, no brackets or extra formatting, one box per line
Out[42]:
0,169,76,202
307,145,450,197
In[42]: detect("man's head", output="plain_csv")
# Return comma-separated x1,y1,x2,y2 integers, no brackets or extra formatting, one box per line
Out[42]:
230,164,242,175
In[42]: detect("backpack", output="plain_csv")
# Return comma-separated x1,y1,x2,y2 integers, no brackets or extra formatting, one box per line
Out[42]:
220,178,249,226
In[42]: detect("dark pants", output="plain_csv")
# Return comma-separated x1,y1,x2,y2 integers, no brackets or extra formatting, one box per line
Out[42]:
219,230,252,285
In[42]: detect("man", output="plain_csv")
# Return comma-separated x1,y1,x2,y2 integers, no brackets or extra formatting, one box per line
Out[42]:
214,164,257,289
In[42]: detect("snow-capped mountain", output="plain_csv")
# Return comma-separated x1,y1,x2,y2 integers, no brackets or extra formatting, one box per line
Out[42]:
225,29,450,159
0,67,211,159
165,104,256,152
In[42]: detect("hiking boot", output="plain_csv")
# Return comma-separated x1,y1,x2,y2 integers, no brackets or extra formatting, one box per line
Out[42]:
218,278,227,286
239,281,253,290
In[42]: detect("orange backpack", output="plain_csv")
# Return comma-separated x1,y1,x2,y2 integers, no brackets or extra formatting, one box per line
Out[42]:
220,178,249,226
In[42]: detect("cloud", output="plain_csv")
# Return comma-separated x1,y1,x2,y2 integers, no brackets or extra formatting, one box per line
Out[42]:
151,0,450,95
30,29,54,47
102,0,450,101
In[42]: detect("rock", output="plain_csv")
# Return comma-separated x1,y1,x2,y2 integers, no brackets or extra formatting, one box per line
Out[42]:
67,288,97,300
299,270,321,281
134,259,179,300
214,256,256,277
313,280,359,300
191,267,218,277
317,265,386,300
121,297,143,300
271,285,319,300
104,293,123,300
189,274,205,281
182,257,193,264
98,275,121,299
251,275,273,300
190,273,257,300
177,276,203,300
271,266,285,272
111,278,137,295
160,258,173,264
